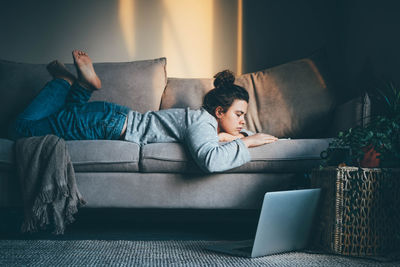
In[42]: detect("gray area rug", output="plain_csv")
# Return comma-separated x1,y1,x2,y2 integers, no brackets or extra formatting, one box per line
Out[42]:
1,240,398,267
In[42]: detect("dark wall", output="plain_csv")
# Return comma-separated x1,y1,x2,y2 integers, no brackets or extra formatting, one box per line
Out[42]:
340,0,400,98
242,0,400,102
242,0,341,72
242,0,345,97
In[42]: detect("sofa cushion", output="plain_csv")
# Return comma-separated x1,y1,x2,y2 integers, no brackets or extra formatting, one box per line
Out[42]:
0,58,167,138
84,58,167,113
160,78,213,109
0,139,140,172
1,171,296,208
236,58,336,138
160,56,336,138
67,140,140,172
75,172,295,209
140,138,331,173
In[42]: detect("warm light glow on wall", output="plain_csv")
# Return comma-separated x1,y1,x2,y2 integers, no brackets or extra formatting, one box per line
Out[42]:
237,0,243,75
117,0,239,78
119,0,135,58
161,0,213,78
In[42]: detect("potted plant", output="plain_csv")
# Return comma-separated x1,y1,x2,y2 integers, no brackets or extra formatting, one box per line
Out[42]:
322,82,400,168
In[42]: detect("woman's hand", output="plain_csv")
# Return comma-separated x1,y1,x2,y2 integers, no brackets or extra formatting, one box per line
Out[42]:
241,133,278,148
218,132,245,142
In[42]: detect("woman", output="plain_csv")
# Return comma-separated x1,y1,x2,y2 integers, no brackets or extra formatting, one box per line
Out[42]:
8,50,278,173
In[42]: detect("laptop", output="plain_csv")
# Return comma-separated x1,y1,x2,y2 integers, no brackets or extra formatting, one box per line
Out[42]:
205,188,321,258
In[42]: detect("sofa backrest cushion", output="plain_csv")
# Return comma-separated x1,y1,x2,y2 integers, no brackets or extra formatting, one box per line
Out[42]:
85,58,167,113
0,58,167,138
160,56,336,138
160,78,214,109
236,58,336,138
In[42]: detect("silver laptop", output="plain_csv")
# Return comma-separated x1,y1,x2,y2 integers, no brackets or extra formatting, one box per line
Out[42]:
206,188,321,258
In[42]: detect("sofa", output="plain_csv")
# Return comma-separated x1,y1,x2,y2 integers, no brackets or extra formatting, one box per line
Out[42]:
0,53,370,211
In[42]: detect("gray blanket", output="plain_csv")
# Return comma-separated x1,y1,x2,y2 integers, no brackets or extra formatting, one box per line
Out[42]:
15,135,86,234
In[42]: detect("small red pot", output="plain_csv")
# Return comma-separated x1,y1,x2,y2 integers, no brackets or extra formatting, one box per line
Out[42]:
360,144,381,168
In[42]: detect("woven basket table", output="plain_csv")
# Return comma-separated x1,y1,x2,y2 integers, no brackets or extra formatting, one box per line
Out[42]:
310,167,400,257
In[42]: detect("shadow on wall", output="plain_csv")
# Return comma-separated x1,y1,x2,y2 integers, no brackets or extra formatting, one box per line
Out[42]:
341,0,400,99
241,0,342,74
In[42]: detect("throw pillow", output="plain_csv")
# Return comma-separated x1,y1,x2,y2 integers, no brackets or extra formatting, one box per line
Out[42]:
160,78,214,110
235,57,336,138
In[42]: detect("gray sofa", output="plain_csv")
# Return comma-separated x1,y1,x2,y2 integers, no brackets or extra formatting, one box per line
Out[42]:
0,55,370,210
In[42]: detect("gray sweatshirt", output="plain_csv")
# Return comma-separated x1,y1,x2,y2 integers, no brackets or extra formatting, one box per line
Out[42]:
124,107,253,173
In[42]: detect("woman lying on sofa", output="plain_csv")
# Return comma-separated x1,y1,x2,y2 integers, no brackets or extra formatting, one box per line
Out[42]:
8,50,278,173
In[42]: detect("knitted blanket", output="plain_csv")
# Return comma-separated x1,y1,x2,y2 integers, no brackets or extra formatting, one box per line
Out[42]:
15,135,86,235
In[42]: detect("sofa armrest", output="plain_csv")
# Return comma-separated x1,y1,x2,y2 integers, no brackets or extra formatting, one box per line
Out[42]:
328,93,371,137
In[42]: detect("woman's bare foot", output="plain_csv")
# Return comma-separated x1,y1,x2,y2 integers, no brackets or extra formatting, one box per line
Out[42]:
72,50,102,90
47,60,77,86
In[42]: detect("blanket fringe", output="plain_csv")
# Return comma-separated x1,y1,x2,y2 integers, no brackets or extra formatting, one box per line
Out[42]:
64,196,86,224
33,204,49,229
22,185,84,234
52,225,65,235
21,218,38,233
65,203,78,224
35,186,70,204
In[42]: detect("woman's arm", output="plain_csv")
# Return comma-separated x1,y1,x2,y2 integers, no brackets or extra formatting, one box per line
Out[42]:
217,128,256,142
218,131,279,148
240,128,255,137
241,133,278,148
185,122,251,173
218,132,245,142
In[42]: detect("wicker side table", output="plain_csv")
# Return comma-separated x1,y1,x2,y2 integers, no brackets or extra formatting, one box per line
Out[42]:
311,167,400,257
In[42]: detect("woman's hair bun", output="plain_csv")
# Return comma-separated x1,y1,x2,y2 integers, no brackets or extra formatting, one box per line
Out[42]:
213,69,235,88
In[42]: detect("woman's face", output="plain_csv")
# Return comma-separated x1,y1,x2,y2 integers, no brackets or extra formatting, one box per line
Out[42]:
215,99,248,135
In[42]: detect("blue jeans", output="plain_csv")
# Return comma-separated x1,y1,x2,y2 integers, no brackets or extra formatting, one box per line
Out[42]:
8,79,129,140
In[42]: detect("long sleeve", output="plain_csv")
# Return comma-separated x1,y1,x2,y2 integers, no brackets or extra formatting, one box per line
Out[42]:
240,128,255,137
184,121,251,173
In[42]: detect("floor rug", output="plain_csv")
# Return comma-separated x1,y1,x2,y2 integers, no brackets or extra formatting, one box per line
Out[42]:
0,239,397,267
